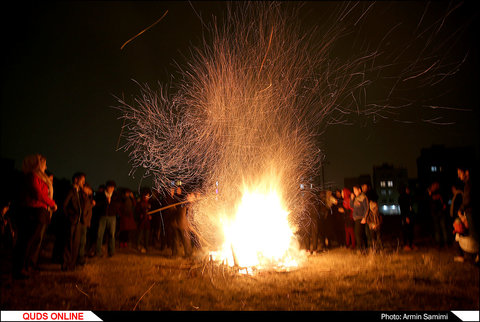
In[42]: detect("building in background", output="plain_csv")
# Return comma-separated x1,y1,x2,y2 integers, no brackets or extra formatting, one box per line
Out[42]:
416,145,476,196
373,163,408,215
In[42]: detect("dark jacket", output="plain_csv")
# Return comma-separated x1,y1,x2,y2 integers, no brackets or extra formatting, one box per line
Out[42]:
119,196,137,231
95,192,120,217
135,199,151,230
350,193,368,221
82,194,94,227
63,187,83,224
429,191,445,217
398,191,413,221
342,189,354,227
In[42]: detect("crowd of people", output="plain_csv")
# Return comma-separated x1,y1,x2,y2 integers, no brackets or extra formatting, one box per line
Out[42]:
0,154,198,279
298,169,478,265
299,183,385,255
1,154,478,280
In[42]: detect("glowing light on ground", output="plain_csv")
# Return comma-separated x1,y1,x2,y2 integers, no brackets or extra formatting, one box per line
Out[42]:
209,179,305,273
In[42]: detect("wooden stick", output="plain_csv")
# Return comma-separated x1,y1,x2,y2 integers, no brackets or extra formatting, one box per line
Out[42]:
230,244,239,267
147,200,191,215
147,194,206,215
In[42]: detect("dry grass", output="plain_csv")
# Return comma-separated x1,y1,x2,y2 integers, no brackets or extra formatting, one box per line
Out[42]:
1,243,478,311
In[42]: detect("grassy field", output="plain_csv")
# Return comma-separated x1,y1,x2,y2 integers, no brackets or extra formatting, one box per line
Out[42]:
1,238,478,312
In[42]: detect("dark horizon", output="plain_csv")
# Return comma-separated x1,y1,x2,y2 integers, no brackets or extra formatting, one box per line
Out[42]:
1,1,479,192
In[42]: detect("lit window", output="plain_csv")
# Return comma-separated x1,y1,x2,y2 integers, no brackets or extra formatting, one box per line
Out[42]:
431,166,437,172
380,181,386,187
387,180,393,187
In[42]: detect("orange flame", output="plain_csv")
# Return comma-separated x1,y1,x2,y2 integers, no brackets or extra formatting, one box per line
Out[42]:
210,179,305,273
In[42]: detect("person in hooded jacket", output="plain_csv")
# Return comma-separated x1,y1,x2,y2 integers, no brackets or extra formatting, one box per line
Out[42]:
341,188,355,250
13,154,57,279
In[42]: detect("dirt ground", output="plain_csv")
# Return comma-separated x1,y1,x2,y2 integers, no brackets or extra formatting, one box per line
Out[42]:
1,237,479,314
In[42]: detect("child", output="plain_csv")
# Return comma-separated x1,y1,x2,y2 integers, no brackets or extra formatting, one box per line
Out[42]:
453,215,479,262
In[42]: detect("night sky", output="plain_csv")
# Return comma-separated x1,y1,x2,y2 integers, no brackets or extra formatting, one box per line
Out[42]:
1,1,479,192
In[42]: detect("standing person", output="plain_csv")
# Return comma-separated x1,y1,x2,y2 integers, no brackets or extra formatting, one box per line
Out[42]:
324,190,337,248
78,183,95,266
361,183,378,250
450,184,464,222
448,184,463,244
162,186,177,254
62,172,86,271
85,185,104,257
163,185,192,257
175,201,193,258
171,186,193,257
365,200,383,252
457,166,478,264
135,190,152,253
330,190,345,247
119,189,137,249
428,182,448,248
362,183,378,203
95,181,119,258
350,185,369,253
304,190,320,254
13,154,57,279
399,186,416,251
317,191,331,252
28,163,56,271
341,188,355,250
186,191,201,251
149,191,163,249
